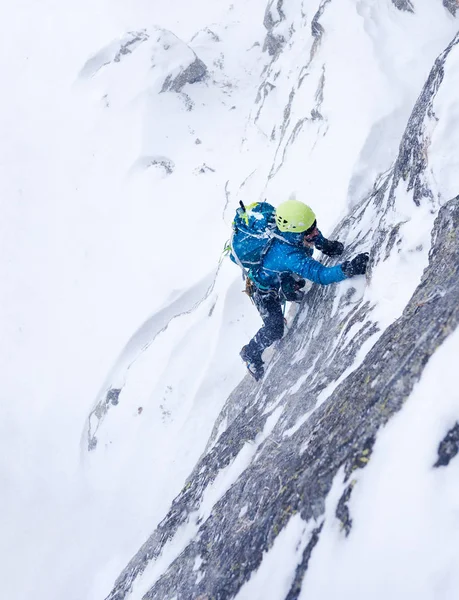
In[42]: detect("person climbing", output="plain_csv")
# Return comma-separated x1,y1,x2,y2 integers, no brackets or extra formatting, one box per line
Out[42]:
229,198,368,381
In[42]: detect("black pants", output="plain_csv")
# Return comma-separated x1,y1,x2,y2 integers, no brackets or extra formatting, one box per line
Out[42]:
244,289,285,364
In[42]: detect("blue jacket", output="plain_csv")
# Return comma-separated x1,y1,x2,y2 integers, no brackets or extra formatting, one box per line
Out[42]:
250,230,347,290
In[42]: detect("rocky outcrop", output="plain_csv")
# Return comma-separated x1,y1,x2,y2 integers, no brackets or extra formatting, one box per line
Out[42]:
443,0,458,17
434,423,459,467
79,27,207,95
391,0,415,12
263,0,287,56
103,32,459,600
161,56,208,93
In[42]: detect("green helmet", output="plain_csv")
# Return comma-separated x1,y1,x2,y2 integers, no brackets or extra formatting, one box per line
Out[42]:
275,200,316,233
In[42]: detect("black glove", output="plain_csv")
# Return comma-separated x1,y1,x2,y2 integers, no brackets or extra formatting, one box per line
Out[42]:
322,240,344,257
280,274,306,302
341,252,369,277
293,277,306,290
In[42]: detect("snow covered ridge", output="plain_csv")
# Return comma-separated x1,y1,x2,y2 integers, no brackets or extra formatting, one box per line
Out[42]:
81,14,270,452
102,32,459,600
79,28,208,94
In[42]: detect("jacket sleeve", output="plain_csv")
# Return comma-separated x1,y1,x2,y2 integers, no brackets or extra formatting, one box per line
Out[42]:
314,230,343,257
282,246,348,285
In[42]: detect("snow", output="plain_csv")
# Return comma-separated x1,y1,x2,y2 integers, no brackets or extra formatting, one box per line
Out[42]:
349,0,459,206
1,0,459,599
427,41,459,203
300,327,459,600
234,513,317,600
129,405,284,599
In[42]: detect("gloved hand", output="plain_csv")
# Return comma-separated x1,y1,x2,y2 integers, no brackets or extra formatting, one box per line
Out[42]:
293,277,306,290
323,240,344,257
280,274,306,302
341,252,369,277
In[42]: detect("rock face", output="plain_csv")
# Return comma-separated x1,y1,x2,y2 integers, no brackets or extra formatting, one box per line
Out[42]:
391,0,414,12
161,56,208,93
262,0,287,56
434,423,459,467
104,32,459,600
443,0,458,16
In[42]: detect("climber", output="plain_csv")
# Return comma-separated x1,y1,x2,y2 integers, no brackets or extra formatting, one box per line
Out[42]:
233,199,368,381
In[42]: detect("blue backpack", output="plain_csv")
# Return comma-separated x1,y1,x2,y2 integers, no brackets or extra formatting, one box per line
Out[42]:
230,201,277,275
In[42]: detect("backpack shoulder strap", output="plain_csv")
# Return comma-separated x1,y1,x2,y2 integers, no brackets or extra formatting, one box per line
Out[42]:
269,230,297,246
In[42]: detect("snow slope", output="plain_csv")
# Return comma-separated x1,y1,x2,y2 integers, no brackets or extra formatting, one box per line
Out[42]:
1,1,459,599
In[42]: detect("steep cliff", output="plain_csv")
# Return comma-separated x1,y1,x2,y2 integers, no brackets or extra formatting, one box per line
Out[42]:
100,17,459,600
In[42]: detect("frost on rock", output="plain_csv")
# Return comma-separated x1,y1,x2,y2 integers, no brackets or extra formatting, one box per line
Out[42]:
310,0,332,42
335,481,356,537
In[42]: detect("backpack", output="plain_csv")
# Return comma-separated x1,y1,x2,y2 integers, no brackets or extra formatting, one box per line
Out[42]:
230,201,277,276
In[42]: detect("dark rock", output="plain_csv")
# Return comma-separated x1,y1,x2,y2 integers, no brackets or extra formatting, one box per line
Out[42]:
443,0,458,16
262,0,287,56
296,0,332,90
346,435,375,478
391,0,415,12
107,388,121,406
434,423,459,467
390,32,459,207
263,31,286,56
336,482,356,537
310,108,322,120
285,524,323,600
88,437,98,451
161,56,208,93
263,0,286,30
